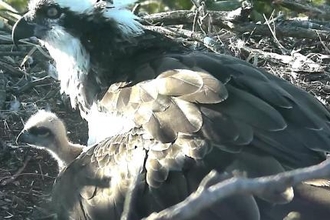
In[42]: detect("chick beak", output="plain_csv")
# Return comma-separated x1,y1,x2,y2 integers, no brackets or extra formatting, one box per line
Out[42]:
16,130,29,145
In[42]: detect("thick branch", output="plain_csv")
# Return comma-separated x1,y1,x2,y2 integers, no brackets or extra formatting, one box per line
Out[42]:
233,21,330,40
142,9,249,28
274,0,330,20
144,158,330,220
143,10,330,40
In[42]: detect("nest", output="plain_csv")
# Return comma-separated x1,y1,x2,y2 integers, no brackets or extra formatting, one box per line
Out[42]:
1,1,330,219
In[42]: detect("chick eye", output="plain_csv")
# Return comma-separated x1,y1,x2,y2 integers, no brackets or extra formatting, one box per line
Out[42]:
46,6,61,19
29,127,50,137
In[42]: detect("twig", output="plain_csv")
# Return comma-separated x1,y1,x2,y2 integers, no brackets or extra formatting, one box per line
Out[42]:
0,155,32,186
16,76,53,94
263,14,288,54
316,32,330,54
0,51,27,56
0,59,25,77
20,46,38,67
0,71,5,109
0,0,18,13
190,0,201,8
38,162,45,181
144,158,330,220
13,173,55,179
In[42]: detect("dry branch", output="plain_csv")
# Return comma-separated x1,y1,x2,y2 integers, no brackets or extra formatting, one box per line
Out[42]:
143,10,330,40
274,0,330,20
0,59,25,77
233,21,330,40
145,158,330,220
241,46,325,73
0,156,31,186
142,9,250,28
16,76,53,94
0,71,5,109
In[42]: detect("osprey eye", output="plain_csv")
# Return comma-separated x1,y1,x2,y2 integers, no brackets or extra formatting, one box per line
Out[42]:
46,6,61,19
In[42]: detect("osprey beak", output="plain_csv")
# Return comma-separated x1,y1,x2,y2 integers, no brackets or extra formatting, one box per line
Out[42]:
12,13,36,46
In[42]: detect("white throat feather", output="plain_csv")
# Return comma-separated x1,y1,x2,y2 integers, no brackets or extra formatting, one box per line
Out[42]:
37,0,144,109
42,25,90,109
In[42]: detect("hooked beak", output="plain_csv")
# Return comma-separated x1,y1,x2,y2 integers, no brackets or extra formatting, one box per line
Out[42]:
16,130,30,145
12,13,36,46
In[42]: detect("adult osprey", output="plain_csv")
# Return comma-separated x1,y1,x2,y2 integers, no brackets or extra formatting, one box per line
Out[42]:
12,0,330,219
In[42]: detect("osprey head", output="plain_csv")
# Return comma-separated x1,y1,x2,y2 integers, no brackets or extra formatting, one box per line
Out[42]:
12,0,143,45
12,0,143,110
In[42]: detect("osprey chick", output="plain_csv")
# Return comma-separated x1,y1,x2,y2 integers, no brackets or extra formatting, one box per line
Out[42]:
17,110,84,167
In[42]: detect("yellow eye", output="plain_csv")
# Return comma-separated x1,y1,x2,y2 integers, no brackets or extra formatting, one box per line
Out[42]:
46,6,61,19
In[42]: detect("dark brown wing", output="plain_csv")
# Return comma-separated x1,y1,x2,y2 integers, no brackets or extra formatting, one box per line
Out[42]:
52,129,263,220
97,52,330,209
51,129,330,220
52,52,330,220
100,52,330,170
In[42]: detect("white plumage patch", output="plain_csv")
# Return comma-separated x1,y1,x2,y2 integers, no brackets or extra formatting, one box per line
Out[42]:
49,0,144,36
42,25,90,109
24,110,57,130
104,7,144,36
86,104,135,145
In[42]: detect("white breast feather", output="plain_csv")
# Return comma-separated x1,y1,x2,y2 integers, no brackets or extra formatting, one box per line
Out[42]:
86,104,135,145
